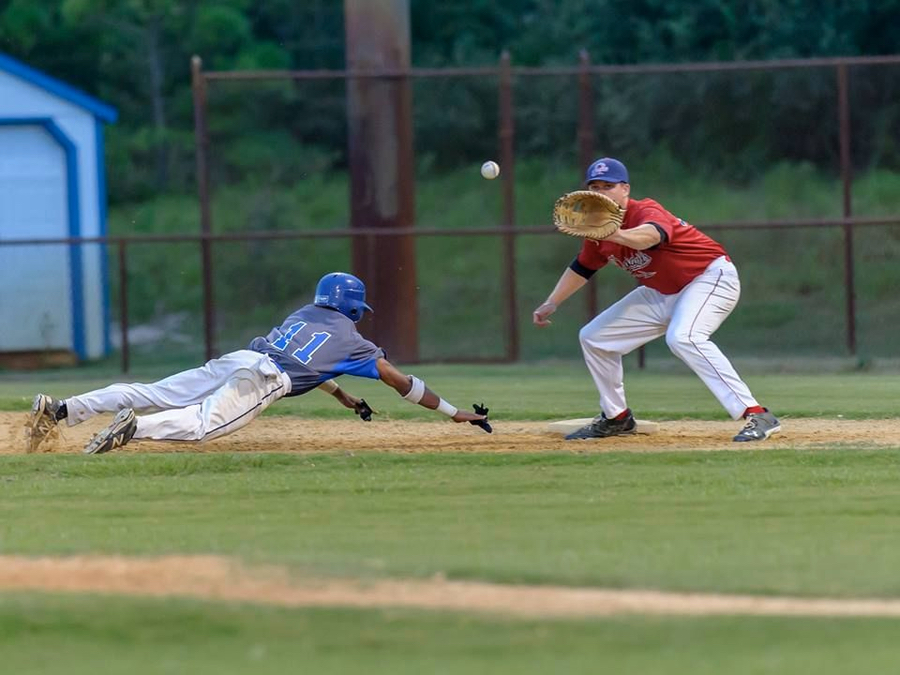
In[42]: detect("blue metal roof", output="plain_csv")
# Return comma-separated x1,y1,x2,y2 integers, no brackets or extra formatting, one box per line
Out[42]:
0,52,118,123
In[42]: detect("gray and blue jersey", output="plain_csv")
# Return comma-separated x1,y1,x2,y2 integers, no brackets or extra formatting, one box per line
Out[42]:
248,305,384,396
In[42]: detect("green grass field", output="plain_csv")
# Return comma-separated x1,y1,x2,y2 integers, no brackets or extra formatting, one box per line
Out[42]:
7,595,900,675
5,595,900,674
2,365,900,673
3,361,900,419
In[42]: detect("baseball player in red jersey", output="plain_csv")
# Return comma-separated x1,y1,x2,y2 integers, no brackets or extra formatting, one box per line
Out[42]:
533,157,780,442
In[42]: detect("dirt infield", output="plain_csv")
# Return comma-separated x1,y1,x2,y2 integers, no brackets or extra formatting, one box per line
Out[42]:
3,554,900,618
2,412,899,455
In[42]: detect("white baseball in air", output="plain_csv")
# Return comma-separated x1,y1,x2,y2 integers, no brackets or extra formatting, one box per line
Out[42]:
480,160,500,180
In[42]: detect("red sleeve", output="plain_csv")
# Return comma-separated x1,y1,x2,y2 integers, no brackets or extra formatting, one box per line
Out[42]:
575,239,610,271
626,200,679,242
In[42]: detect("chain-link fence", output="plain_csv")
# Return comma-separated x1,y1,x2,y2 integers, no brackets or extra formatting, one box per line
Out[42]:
4,54,900,371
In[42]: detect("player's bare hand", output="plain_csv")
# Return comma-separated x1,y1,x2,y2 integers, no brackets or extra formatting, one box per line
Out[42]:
335,390,360,410
455,403,492,433
452,410,485,424
532,301,557,327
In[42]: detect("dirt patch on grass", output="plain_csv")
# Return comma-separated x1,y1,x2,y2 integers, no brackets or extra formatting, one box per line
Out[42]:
2,554,900,618
2,412,899,455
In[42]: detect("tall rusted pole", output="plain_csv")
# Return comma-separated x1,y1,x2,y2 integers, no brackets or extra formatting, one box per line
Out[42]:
837,64,856,354
499,50,519,362
191,55,216,360
118,241,130,374
345,0,418,362
578,49,598,321
577,50,595,189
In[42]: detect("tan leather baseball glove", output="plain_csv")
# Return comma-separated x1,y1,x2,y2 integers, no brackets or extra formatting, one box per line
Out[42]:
553,190,624,240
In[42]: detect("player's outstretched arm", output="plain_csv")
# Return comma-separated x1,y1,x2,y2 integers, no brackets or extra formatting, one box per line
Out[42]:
317,380,374,421
604,223,662,250
375,358,487,425
533,268,588,326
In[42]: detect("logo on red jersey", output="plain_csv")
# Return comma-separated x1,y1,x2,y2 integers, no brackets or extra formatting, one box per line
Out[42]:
608,251,657,279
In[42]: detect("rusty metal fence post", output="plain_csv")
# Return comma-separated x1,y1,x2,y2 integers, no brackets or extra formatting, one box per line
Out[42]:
837,63,857,354
499,50,519,361
117,241,130,373
578,49,599,322
191,55,217,360
345,0,419,362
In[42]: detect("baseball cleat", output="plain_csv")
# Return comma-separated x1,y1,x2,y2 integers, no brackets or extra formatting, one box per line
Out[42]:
733,410,781,442
565,410,636,440
27,393,63,452
83,408,137,455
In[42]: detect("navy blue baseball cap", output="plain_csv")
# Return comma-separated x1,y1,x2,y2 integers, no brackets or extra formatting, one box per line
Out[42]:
584,157,629,184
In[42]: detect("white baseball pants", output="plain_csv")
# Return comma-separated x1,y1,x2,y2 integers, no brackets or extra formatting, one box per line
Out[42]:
65,350,292,442
579,256,758,420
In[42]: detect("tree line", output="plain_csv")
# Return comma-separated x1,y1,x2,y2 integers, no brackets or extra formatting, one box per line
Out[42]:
2,0,899,203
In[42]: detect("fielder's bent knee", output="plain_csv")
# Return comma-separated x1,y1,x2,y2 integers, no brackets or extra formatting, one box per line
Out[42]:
579,327,623,356
665,329,686,350
578,324,597,346
666,329,707,357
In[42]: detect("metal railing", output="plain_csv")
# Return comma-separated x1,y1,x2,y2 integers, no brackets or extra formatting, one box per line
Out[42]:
5,53,900,371
4,208,899,372
190,52,900,362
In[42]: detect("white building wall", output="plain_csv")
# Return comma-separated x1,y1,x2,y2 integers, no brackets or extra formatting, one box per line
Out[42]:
0,69,108,359
0,126,72,351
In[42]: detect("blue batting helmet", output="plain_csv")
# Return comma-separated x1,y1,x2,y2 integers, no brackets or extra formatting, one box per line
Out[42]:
314,272,373,322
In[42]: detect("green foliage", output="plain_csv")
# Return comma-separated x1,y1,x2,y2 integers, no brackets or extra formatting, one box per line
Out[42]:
4,1,900,201
190,5,251,57
0,0,49,51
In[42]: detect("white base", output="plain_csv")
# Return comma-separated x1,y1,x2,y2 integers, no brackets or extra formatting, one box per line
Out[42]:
547,418,659,436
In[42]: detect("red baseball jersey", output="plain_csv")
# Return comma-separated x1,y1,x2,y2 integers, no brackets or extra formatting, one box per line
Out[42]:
575,198,728,294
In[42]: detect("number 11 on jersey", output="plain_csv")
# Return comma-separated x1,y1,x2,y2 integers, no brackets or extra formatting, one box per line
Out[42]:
271,321,332,365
